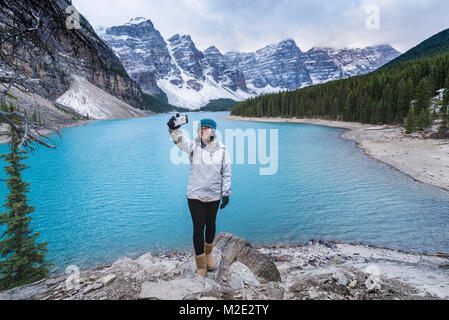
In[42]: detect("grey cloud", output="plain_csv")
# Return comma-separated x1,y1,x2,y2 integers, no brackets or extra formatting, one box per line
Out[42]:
72,0,449,53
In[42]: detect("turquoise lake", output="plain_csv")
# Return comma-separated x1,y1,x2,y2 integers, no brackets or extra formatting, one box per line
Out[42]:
0,111,448,274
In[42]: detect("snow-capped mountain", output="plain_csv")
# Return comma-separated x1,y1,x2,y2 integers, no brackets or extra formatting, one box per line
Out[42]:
97,19,173,98
305,45,402,83
224,39,313,92
98,18,400,110
100,19,251,109
224,41,401,89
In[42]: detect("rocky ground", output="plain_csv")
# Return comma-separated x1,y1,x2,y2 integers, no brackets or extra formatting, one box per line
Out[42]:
342,126,449,192
1,233,448,300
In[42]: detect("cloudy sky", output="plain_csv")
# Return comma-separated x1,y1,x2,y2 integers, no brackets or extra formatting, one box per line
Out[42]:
72,0,449,54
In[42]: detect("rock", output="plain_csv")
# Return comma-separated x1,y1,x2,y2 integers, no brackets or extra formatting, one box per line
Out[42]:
83,285,94,295
214,232,281,282
276,254,294,262
134,260,177,282
111,257,142,277
0,281,52,300
101,274,116,286
199,296,218,300
307,288,320,299
89,275,99,281
135,253,154,264
92,282,103,290
46,277,65,287
332,272,348,286
54,282,67,291
139,276,205,300
200,277,224,297
228,262,260,290
318,240,337,250
365,276,381,292
348,279,357,288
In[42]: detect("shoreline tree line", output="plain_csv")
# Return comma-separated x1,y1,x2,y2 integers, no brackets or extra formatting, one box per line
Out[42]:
231,52,449,136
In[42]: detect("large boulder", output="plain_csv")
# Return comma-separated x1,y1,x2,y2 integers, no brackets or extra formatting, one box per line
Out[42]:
214,233,281,282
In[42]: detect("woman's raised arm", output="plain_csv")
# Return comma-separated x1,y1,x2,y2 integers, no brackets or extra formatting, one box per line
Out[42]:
169,127,194,154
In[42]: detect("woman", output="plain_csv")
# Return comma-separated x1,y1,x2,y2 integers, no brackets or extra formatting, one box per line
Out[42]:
167,116,231,277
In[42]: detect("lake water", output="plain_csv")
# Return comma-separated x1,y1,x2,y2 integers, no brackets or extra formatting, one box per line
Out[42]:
0,111,448,274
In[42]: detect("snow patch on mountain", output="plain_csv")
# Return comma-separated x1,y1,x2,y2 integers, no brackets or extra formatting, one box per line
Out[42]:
56,76,146,120
246,83,283,95
126,17,147,25
157,75,252,110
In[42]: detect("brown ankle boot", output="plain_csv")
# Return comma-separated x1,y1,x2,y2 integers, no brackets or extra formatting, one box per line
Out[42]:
194,254,207,277
204,242,216,271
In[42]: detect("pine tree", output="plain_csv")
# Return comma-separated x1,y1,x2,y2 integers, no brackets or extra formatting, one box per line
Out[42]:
375,101,385,124
0,115,52,292
384,84,395,123
396,79,413,123
438,111,448,137
414,78,432,115
442,78,449,116
416,108,431,131
405,107,416,134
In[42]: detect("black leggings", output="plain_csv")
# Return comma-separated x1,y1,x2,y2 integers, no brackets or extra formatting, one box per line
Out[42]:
187,198,220,256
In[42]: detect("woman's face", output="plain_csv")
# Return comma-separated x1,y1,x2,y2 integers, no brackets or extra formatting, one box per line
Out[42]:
200,126,212,140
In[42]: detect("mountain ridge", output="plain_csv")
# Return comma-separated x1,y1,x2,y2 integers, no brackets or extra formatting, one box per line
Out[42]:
230,26,449,130
99,18,401,110
382,28,449,68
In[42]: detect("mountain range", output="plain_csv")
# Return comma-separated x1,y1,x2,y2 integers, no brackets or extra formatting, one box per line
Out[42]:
0,0,402,122
98,17,401,110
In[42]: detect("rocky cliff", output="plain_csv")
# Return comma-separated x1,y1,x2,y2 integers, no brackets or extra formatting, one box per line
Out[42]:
0,0,146,109
1,233,447,300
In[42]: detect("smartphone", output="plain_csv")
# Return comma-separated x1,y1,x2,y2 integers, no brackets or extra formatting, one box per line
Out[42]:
173,113,189,127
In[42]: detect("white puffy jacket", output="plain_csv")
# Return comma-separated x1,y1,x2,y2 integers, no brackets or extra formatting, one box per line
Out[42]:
169,127,232,202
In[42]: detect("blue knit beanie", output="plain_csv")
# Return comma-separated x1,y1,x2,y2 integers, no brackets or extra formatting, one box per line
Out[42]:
200,118,217,130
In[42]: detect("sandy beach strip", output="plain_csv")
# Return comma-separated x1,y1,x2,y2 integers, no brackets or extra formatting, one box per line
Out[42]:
223,115,449,192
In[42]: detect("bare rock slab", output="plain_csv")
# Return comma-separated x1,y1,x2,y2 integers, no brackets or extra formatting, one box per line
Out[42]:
214,232,281,281
139,276,206,300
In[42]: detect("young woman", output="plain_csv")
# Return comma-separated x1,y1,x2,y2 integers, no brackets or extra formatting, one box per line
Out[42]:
167,117,231,277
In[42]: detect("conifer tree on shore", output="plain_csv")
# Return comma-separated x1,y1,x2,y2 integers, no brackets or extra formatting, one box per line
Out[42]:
405,107,416,134
0,109,52,292
417,109,432,131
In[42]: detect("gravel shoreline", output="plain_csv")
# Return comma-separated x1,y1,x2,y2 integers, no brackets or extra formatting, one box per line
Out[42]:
1,233,448,300
223,115,449,192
